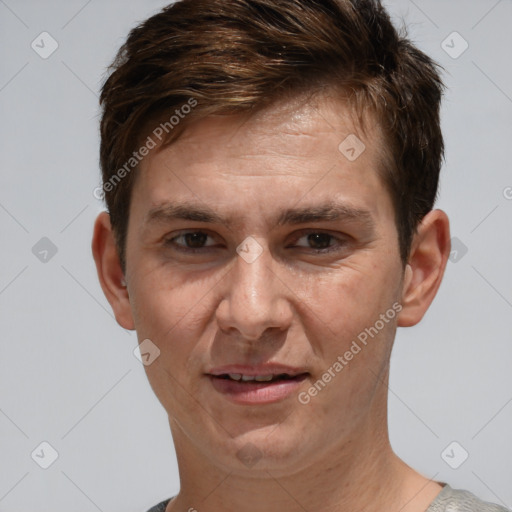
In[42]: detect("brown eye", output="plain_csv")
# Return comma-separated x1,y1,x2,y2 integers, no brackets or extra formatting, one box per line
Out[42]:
164,231,217,252
182,232,208,248
306,233,332,250
293,232,346,253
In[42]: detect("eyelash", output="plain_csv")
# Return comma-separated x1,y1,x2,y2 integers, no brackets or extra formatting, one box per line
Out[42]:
163,230,347,254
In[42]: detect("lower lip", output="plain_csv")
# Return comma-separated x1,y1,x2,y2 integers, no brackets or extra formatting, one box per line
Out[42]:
208,374,308,405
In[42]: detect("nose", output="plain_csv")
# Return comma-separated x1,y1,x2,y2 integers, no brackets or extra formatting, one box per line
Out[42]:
215,244,293,340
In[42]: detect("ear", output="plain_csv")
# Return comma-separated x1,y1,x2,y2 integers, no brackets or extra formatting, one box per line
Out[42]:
397,209,451,327
91,211,135,330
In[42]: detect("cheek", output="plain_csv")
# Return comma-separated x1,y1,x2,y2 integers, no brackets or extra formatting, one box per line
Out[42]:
129,265,220,384
129,271,215,412
130,274,207,342
294,267,400,437
295,262,400,350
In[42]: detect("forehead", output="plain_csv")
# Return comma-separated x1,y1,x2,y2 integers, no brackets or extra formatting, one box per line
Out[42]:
132,92,392,226
139,91,387,171
156,93,384,168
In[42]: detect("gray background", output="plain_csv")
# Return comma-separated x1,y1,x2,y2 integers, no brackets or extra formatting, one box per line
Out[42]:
0,1,511,511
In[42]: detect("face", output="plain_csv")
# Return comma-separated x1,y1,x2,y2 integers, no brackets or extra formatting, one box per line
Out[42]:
122,94,407,475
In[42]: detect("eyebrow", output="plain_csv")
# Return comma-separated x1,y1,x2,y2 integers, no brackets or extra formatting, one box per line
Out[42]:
145,200,375,231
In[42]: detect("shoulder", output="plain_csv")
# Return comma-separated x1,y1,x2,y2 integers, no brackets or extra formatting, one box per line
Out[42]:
145,497,173,512
427,484,510,512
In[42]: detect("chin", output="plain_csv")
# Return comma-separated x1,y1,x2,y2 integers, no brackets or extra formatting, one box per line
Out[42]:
213,429,311,476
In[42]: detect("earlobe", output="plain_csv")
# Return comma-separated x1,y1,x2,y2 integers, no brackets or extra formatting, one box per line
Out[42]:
91,212,135,330
397,209,451,327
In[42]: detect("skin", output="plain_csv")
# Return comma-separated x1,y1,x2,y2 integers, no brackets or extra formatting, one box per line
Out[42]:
92,92,451,512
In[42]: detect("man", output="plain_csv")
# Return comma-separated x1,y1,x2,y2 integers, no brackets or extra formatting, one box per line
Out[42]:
91,1,509,511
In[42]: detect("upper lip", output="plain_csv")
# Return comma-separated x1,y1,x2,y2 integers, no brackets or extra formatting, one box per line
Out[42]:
207,363,308,377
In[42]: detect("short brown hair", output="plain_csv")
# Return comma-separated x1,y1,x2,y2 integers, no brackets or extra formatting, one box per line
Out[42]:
99,0,445,272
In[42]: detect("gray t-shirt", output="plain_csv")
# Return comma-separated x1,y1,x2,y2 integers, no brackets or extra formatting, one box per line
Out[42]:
145,483,511,512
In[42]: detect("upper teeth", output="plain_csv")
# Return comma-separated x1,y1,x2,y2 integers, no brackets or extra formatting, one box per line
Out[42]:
229,374,275,382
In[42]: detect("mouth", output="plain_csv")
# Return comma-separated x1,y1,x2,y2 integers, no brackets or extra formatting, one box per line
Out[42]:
207,372,309,404
212,372,308,382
